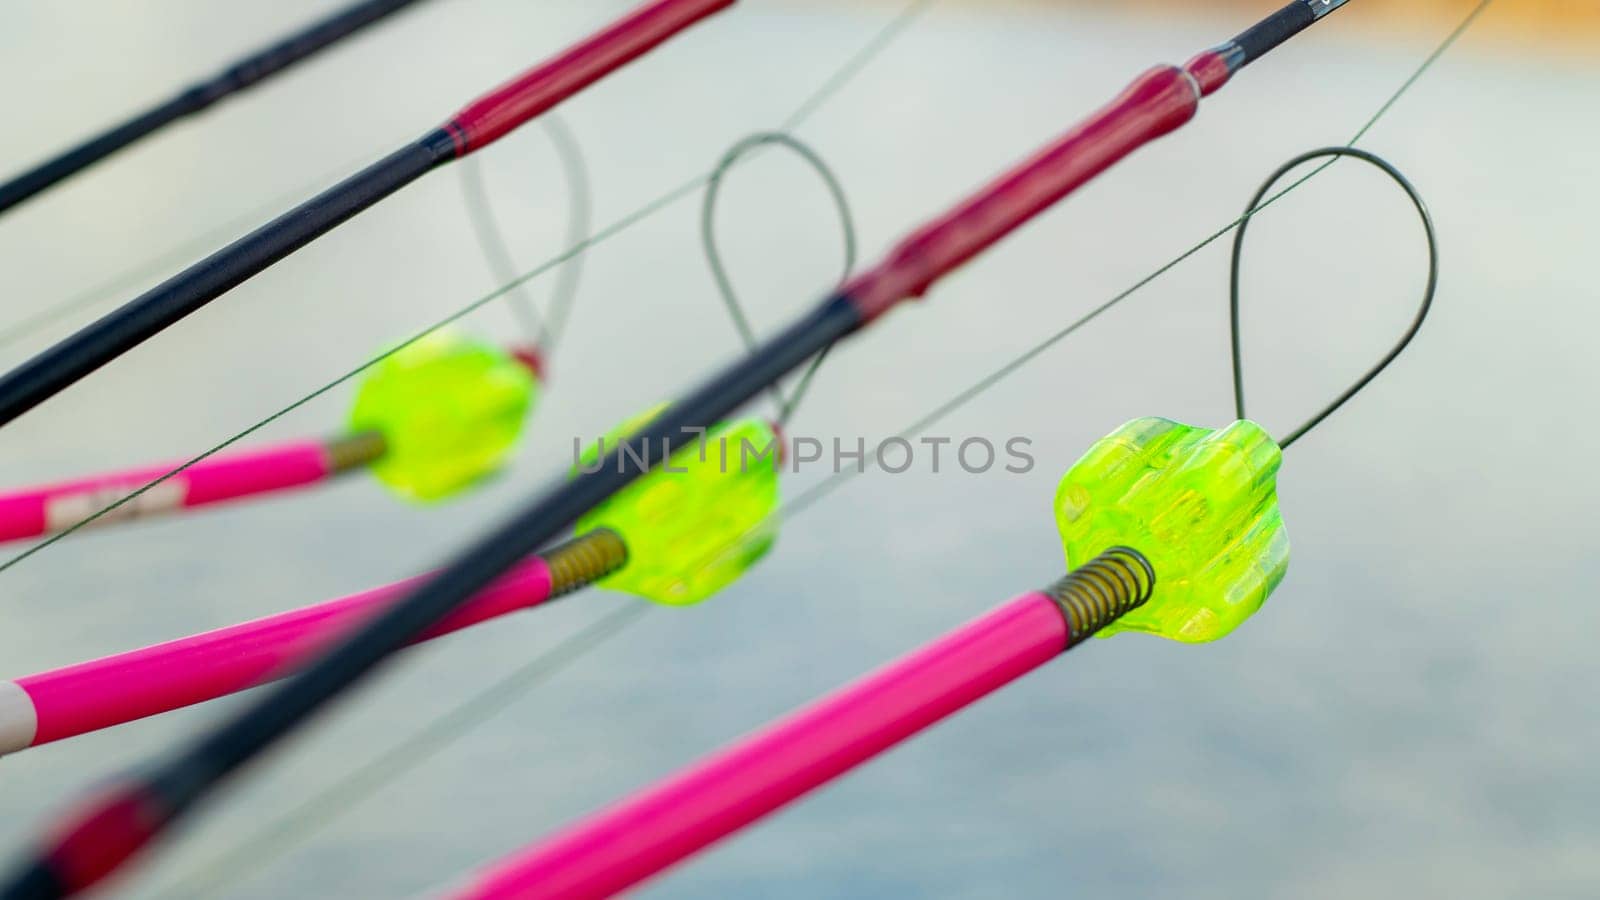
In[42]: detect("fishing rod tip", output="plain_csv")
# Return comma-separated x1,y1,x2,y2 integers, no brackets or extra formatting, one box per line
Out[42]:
1312,0,1352,20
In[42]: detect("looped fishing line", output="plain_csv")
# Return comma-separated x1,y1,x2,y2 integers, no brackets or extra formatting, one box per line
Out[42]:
701,131,857,426
1230,146,1438,450
458,113,593,355
0,0,942,580
150,7,1490,893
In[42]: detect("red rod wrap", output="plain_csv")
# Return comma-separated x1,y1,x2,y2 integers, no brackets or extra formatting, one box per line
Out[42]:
843,65,1200,321
40,784,166,896
444,0,735,155
1184,49,1234,96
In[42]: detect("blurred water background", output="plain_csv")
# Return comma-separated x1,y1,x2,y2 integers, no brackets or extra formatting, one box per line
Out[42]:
0,1,1596,897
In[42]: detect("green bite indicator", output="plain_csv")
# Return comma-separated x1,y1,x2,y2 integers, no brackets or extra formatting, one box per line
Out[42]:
1054,417,1289,642
348,329,539,502
573,407,782,606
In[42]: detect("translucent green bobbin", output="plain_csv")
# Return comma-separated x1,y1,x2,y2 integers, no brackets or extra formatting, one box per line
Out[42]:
348,329,538,502
574,407,782,606
1054,417,1289,642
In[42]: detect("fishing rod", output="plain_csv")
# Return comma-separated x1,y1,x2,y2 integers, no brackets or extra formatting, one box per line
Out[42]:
0,531,623,758
447,416,1290,898
0,331,538,545
0,3,1348,896
0,0,433,217
0,0,733,429
457,554,1155,898
0,415,781,753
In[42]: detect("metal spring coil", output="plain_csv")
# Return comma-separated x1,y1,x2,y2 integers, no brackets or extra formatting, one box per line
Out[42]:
544,528,629,597
1044,547,1156,648
324,429,388,472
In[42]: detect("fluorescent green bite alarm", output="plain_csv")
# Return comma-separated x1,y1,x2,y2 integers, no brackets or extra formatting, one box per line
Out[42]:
1055,417,1289,642
573,406,782,606
348,328,539,502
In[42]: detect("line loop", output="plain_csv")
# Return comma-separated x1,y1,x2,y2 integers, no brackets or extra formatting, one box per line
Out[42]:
701,131,857,425
1230,146,1438,449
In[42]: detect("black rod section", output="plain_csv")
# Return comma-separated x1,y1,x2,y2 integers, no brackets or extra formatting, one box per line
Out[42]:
1231,0,1347,66
0,0,429,217
0,132,454,428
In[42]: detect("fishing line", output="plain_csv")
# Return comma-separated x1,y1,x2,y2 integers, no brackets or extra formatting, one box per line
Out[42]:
158,7,1484,887
458,114,594,354
0,0,939,581
701,132,856,426
1232,147,1438,450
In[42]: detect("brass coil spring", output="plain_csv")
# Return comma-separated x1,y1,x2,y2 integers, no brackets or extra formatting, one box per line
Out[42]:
324,429,388,473
1044,547,1156,647
545,528,629,597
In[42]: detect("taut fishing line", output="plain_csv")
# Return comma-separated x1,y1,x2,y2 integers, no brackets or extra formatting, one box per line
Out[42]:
156,5,1482,892
0,0,942,580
